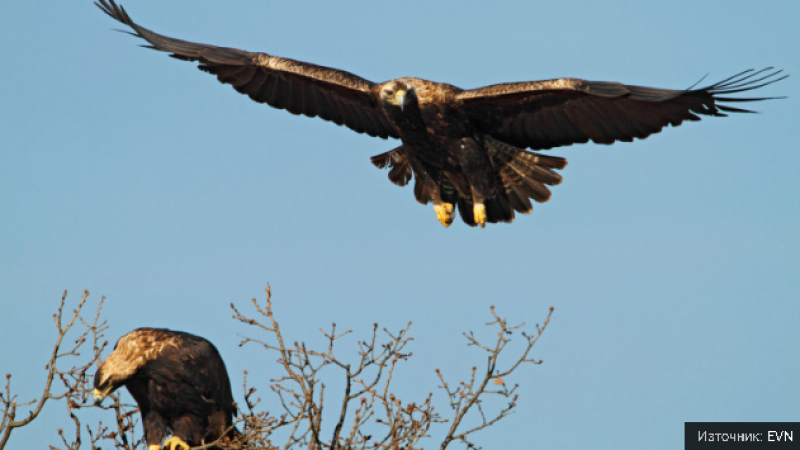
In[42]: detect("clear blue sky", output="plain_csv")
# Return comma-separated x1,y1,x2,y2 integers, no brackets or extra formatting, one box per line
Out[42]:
1,1,798,449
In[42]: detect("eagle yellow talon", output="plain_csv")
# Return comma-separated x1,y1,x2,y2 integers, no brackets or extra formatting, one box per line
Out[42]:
148,445,161,450
473,204,487,228
434,202,455,227
164,436,190,450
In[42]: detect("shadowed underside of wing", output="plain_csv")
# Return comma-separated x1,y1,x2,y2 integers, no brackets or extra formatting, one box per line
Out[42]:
95,0,398,139
458,68,787,150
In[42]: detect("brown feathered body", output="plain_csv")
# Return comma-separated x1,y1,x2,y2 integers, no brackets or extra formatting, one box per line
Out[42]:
369,77,569,226
93,328,237,449
96,0,785,227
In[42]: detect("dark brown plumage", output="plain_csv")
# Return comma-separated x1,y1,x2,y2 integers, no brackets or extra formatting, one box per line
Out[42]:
96,0,786,227
93,328,237,450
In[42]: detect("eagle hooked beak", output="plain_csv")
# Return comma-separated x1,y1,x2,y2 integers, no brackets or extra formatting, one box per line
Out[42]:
93,387,111,405
395,90,407,111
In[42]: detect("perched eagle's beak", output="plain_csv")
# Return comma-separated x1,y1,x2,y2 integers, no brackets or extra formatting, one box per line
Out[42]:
93,387,110,405
395,90,407,111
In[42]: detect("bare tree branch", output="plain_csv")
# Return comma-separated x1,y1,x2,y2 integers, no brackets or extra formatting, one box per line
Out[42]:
1,290,94,450
438,305,554,450
6,288,553,450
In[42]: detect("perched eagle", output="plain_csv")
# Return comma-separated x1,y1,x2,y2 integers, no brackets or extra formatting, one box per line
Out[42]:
93,328,237,450
96,1,785,228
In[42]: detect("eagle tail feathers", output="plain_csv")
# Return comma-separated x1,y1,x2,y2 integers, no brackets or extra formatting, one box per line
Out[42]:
485,136,567,213
484,195,514,224
372,139,566,226
457,197,477,227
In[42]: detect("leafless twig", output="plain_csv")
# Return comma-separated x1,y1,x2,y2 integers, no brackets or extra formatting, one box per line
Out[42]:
437,305,554,450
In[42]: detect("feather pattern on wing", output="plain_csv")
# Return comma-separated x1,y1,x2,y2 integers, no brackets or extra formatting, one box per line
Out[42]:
95,0,786,228
95,0,398,139
457,69,787,150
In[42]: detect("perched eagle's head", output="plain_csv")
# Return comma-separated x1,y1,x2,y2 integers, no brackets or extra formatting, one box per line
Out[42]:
380,80,417,112
93,328,180,404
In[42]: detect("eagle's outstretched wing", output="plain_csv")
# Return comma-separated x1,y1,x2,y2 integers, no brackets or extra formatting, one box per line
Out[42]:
457,69,787,151
96,0,398,139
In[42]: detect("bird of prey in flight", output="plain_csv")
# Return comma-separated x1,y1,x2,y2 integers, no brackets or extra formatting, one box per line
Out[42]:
97,0,786,227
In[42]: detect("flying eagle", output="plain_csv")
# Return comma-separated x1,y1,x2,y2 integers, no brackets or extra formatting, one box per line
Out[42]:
96,1,785,228
93,328,237,450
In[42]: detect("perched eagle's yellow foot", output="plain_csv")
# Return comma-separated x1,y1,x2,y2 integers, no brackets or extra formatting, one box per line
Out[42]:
434,202,455,227
164,436,190,450
473,204,487,228
148,445,161,450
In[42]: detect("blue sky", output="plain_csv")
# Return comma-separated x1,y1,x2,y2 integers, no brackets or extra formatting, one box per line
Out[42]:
1,1,798,449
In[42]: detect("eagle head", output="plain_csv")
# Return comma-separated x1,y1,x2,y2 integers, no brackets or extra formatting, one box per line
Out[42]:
93,365,121,405
93,329,165,404
380,80,417,112
93,347,141,404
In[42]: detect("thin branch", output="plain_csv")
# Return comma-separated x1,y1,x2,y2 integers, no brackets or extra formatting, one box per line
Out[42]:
439,306,554,450
1,290,92,450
